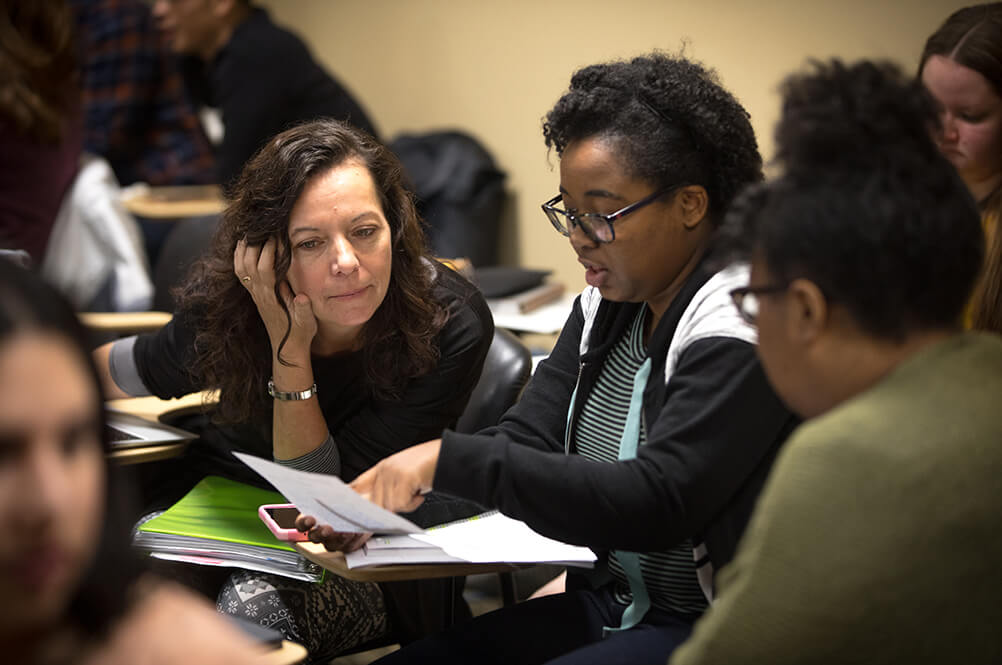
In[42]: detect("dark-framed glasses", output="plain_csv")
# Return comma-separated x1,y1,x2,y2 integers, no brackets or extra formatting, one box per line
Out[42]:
730,284,788,325
541,186,676,244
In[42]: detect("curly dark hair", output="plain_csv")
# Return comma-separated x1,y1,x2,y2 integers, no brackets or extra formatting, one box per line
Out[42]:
719,60,984,340
542,51,763,224
175,120,447,424
919,2,1002,333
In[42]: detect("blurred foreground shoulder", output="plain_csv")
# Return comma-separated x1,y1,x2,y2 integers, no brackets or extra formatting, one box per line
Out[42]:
81,579,271,665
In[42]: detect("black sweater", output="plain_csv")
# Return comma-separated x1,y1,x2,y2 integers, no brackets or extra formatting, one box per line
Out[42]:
435,264,798,584
133,264,493,487
180,8,378,187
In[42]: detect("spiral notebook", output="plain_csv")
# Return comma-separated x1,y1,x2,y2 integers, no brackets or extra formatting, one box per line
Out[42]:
134,475,323,582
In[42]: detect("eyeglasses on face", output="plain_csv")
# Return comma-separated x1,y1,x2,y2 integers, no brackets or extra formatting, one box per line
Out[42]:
540,186,677,244
730,284,788,325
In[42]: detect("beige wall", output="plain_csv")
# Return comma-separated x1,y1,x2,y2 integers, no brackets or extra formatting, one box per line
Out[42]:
259,0,968,291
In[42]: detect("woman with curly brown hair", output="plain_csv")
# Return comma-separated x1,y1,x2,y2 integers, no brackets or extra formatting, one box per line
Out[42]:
94,119,493,661
303,52,798,665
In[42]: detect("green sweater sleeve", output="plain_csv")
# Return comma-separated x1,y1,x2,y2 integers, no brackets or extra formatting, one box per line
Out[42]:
670,415,921,664
671,334,1002,665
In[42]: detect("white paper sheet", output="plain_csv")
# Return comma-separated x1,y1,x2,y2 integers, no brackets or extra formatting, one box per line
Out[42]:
233,452,421,534
235,454,596,570
413,511,596,565
487,292,577,334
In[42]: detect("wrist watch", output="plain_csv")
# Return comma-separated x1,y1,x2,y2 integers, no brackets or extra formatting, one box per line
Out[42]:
268,379,318,401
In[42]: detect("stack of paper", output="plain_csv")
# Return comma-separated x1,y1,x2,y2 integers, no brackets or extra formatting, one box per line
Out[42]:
234,453,597,570
134,476,323,582
346,511,596,569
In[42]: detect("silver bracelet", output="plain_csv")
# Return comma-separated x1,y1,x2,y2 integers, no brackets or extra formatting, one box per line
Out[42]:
268,379,318,401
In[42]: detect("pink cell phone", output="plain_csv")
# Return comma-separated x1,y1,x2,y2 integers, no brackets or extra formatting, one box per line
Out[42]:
258,503,308,541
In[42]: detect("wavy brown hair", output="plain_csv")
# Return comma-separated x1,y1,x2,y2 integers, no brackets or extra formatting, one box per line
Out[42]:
175,120,447,424
919,3,1002,333
0,0,78,142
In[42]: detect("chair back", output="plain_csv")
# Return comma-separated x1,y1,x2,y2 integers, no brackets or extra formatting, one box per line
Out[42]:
152,214,220,311
456,328,532,434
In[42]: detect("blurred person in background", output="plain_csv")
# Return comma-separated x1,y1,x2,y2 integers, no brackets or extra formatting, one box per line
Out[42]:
68,0,218,270
69,0,216,189
919,2,1002,333
151,0,378,188
0,0,82,265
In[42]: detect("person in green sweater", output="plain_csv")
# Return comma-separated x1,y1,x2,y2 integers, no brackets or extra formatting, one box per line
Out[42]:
669,59,1002,664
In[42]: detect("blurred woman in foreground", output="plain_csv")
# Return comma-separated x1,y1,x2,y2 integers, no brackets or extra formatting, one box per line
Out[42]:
0,259,263,664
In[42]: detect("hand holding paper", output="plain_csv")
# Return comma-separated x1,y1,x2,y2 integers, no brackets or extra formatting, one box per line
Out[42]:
349,439,442,514
234,451,596,569
232,452,421,534
295,514,370,553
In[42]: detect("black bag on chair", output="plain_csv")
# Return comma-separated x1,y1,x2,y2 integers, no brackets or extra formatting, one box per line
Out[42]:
390,131,506,268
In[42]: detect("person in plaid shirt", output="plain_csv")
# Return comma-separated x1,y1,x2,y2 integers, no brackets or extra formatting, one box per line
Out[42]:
70,0,215,188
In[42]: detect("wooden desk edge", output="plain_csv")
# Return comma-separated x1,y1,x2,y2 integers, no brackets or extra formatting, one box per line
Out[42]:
107,391,219,423
108,441,190,465
121,185,226,219
123,199,226,219
294,542,524,582
79,311,173,333
105,391,218,465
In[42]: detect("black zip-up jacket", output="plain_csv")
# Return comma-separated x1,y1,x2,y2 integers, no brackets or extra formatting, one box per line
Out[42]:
435,264,798,595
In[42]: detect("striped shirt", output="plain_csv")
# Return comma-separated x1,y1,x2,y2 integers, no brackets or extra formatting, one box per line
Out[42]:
575,308,708,617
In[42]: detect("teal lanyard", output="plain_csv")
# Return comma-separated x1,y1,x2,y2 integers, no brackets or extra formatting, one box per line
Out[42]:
605,356,652,635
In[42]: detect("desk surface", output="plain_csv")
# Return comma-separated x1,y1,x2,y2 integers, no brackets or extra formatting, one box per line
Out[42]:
122,184,225,219
107,390,218,422
488,292,576,335
106,391,218,464
262,640,307,665
80,311,172,334
294,541,523,582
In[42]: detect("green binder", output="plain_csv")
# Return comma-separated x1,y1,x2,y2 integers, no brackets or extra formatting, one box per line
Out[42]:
134,476,322,581
138,475,293,550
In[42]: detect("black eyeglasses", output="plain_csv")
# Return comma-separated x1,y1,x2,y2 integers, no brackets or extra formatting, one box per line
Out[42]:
541,186,676,244
730,284,788,325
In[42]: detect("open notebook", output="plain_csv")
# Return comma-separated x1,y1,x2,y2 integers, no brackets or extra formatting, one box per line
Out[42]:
105,410,197,449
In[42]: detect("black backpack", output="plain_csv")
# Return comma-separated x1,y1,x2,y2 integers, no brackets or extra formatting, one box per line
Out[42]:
390,131,506,267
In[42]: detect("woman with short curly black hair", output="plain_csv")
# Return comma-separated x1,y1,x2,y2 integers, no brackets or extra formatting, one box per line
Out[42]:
301,52,799,665
670,57,998,665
